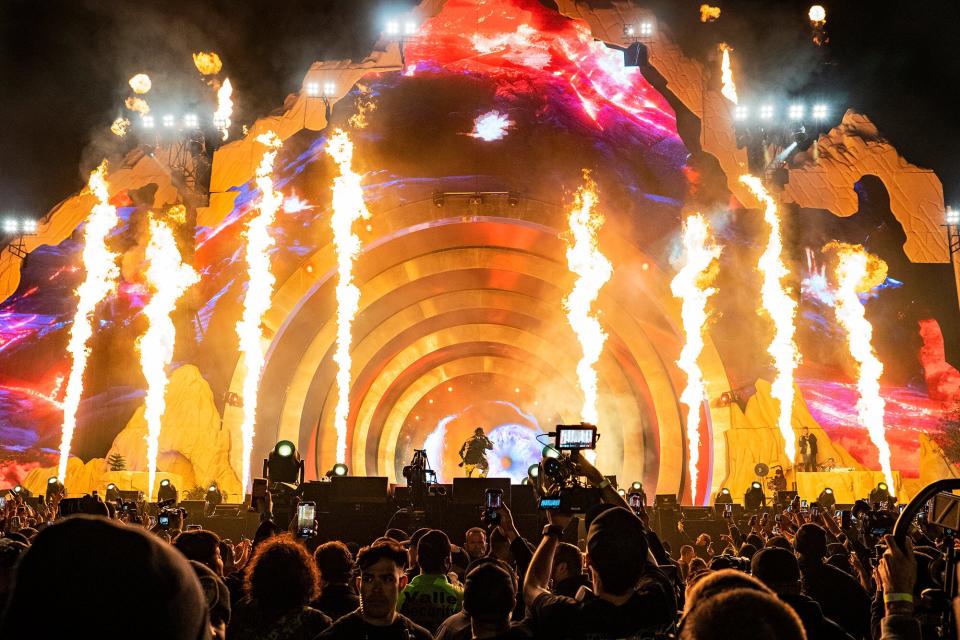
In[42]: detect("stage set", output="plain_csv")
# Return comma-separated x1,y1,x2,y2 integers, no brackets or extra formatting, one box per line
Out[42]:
2,0,960,524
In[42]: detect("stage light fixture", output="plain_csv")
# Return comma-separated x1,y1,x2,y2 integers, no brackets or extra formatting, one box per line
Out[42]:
817,487,836,509
744,481,765,511
22,219,37,234
213,114,228,130
206,483,223,507
3,219,18,234
158,478,178,503
812,104,828,120
623,24,636,37
541,445,560,459
142,115,155,129
631,481,643,491
733,106,749,121
527,463,540,478
306,81,320,97
404,20,418,35
326,463,349,478
105,483,121,502
162,114,175,128
715,487,733,504
386,19,400,35
46,476,64,501
788,104,805,120
265,440,304,484
639,21,654,37
946,206,959,226
617,488,627,497
323,81,336,97
869,481,892,504
183,114,199,129
759,104,774,120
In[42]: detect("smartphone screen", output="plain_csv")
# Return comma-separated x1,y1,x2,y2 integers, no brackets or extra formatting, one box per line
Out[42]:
811,507,819,518
800,499,808,509
629,493,643,509
186,524,202,531
158,515,170,527
485,489,503,509
298,502,315,531
538,496,561,510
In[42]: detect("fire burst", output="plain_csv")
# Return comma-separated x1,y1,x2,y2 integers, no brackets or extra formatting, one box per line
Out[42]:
740,175,800,463
563,172,612,426
139,215,198,498
826,242,895,491
57,161,122,482
670,214,721,505
214,78,233,140
700,4,721,22
326,129,372,464
236,132,284,491
193,51,223,76
128,73,151,95
719,44,738,105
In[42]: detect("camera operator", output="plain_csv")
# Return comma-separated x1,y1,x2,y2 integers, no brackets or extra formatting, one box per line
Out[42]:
874,535,921,640
523,452,676,639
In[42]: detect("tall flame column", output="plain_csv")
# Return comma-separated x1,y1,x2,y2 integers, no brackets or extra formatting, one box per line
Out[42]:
740,175,801,464
139,215,198,498
670,214,721,505
236,132,284,492
57,161,122,482
563,172,612,429
326,129,372,465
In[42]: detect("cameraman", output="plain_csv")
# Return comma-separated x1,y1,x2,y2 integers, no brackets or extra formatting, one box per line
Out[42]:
523,453,675,639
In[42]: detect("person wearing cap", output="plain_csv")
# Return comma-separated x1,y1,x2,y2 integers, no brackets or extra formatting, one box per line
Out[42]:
523,506,676,639
752,547,854,640
399,529,464,633
458,428,493,478
0,515,211,640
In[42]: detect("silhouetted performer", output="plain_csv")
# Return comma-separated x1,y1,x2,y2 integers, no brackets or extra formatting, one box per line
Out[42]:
798,427,818,472
458,428,493,478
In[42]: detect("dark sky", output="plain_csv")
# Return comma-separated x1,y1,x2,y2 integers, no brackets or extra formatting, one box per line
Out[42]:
1,0,958,217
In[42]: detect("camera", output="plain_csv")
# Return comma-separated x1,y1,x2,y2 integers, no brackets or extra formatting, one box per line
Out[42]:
537,424,603,514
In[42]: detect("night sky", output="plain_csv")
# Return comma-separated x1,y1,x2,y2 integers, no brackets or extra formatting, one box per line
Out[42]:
1,0,958,216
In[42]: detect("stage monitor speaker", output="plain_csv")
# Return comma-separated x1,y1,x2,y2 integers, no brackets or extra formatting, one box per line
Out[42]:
452,478,511,505
682,507,715,521
511,483,538,515
655,494,679,510
299,481,332,505
180,500,206,519
330,476,388,503
119,490,144,503
775,490,798,505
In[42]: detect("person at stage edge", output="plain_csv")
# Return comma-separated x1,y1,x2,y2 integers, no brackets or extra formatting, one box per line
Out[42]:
458,428,494,478
799,427,818,472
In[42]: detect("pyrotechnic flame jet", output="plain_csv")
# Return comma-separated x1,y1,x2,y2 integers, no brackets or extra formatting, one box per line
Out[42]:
57,161,122,482
139,214,198,499
236,132,284,492
719,44,738,105
326,129,372,465
740,175,801,464
670,214,721,505
214,78,233,141
563,172,612,444
826,242,895,492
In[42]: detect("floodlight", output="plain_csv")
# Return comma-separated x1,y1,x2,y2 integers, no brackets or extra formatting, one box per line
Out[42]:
811,104,828,120
818,487,836,509
639,21,654,37
265,440,304,484
142,115,155,129
403,20,418,35
788,104,805,120
46,476,64,501
715,487,733,504
759,105,774,120
386,19,400,35
158,479,178,503
631,481,643,491
326,463,349,478
527,464,540,478
946,206,959,226
733,105,749,121
162,114,175,128
206,483,223,507
3,219,17,234
617,488,627,497
623,24,636,37
323,81,336,97
306,81,320,97
105,483,121,502
22,219,37,234
744,482,765,510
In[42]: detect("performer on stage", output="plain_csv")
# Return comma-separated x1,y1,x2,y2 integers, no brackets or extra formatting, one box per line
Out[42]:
798,426,818,472
458,427,493,478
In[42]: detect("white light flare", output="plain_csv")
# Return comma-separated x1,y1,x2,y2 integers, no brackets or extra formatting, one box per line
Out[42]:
139,216,198,498
57,161,122,482
670,213,721,506
828,243,895,492
469,111,513,141
740,175,801,463
326,129,372,464
235,132,284,492
563,172,612,428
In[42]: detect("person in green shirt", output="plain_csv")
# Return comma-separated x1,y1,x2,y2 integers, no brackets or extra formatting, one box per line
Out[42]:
399,529,464,633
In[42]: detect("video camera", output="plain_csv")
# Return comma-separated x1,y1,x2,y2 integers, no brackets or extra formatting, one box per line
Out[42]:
537,424,602,514
157,506,186,530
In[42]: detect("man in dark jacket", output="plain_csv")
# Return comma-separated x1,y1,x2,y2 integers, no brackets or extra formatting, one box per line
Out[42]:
752,547,854,640
459,428,493,477
312,541,360,621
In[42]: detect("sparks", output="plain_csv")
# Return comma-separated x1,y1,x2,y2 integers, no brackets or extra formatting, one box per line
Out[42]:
235,132,284,492
700,4,721,22
214,78,234,141
128,73,152,95
193,51,223,76
740,175,801,464
670,214,721,505
57,161,122,482
138,215,198,498
719,44,738,105
826,242,895,491
563,172,612,427
469,111,513,141
326,129,372,464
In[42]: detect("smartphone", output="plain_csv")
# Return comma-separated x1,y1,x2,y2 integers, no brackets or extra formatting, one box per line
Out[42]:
158,514,171,529
186,524,202,531
899,504,905,514
775,514,782,523
538,496,562,510
841,510,852,529
835,509,842,519
297,501,315,532
787,506,793,513
249,478,267,512
811,506,819,518
800,499,808,509
722,503,732,518
485,488,503,510
0,496,5,509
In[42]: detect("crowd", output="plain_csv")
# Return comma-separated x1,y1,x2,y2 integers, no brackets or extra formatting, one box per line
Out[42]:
0,453,950,640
